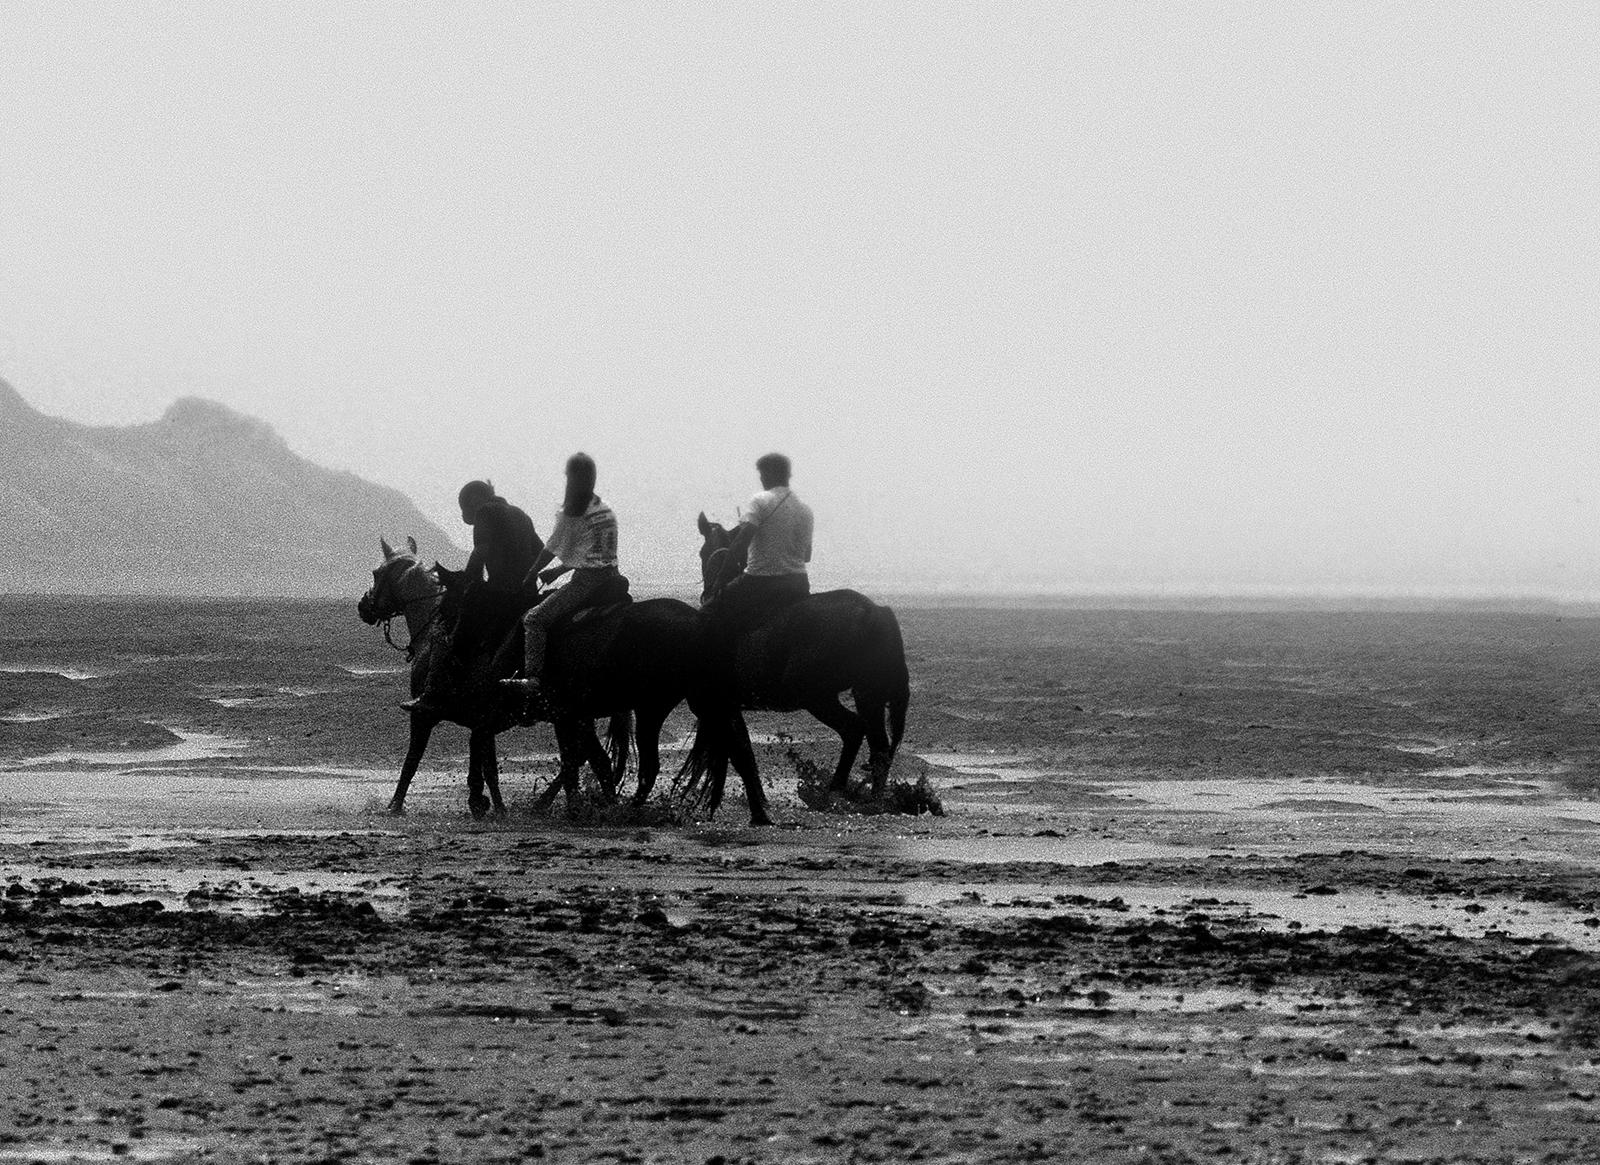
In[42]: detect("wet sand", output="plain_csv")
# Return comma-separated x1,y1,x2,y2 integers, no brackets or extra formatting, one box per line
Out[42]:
3,598,1600,1162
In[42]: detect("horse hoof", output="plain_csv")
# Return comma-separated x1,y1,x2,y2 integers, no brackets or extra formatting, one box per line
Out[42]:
386,803,407,816
750,812,774,827
469,798,491,819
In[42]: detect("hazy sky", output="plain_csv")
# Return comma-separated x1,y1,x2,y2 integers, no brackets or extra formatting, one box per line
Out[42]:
2,4,1595,595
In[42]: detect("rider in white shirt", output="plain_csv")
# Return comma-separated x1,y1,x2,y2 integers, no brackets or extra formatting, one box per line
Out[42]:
502,453,621,699
715,452,814,631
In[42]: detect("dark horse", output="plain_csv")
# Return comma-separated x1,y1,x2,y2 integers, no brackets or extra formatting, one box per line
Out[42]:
430,562,771,823
357,537,616,816
682,514,910,799
361,538,773,824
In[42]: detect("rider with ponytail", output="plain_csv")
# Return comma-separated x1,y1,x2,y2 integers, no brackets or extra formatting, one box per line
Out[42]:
502,453,622,701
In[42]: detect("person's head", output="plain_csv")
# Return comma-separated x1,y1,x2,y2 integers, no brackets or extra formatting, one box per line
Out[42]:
458,479,495,524
563,453,597,516
755,452,791,489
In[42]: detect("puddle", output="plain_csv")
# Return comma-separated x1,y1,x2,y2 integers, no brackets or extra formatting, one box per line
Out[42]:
203,764,414,780
0,828,202,852
0,664,114,681
893,880,1600,952
920,755,1590,827
341,664,408,676
0,711,68,723
221,972,404,1015
0,767,395,811
920,752,1035,772
1095,774,1600,832
2,866,410,918
0,825,400,854
663,730,806,752
898,835,1219,865
0,768,407,849
0,1136,203,1163
209,687,340,708
7,731,249,769
934,800,1063,818
415,998,808,1027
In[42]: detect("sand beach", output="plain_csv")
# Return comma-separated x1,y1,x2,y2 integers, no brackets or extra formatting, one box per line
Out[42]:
3,597,1600,1163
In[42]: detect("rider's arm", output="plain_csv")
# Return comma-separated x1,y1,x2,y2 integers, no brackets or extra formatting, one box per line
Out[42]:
721,521,757,580
520,546,558,591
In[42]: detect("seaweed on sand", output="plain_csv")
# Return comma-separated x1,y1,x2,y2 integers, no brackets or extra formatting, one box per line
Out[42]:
789,746,944,817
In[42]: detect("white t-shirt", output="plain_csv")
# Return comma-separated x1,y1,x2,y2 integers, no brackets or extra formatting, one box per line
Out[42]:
546,497,619,569
740,486,813,576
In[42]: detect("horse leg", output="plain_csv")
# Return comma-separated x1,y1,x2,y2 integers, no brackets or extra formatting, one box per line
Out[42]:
532,727,573,813
548,720,587,816
806,695,868,797
726,712,770,827
466,731,491,819
581,723,618,804
854,689,894,797
388,714,437,813
479,728,506,815
629,704,670,810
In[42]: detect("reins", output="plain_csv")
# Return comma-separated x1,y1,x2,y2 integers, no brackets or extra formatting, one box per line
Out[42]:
376,574,445,661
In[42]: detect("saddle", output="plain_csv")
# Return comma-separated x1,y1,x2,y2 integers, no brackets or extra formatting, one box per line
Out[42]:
557,573,633,631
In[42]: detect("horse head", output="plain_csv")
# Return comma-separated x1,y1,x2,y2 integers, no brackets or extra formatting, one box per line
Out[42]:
358,536,431,625
696,512,738,606
431,561,472,623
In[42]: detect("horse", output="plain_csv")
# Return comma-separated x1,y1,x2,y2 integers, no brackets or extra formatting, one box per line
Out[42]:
357,537,621,817
684,513,910,799
428,554,775,826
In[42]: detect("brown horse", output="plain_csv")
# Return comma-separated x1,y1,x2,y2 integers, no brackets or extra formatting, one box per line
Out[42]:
682,514,910,799
358,537,620,816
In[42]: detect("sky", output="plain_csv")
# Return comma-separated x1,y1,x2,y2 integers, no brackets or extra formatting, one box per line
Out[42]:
1,3,1595,597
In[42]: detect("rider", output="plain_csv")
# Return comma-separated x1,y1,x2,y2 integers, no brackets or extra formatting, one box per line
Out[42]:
400,479,541,712
712,452,814,634
501,453,622,702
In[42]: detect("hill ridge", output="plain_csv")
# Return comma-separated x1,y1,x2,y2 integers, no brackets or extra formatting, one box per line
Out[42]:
0,380,459,597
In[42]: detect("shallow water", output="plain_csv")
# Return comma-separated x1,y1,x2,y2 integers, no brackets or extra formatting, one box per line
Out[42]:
0,663,114,681
896,834,1214,865
894,878,1600,951
3,865,410,917
9,730,249,769
0,1137,203,1163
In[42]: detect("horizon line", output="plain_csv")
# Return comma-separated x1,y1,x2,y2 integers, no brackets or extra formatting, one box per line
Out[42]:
4,584,1598,616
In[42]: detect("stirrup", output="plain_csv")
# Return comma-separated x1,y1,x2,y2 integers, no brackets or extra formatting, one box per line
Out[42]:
499,677,540,692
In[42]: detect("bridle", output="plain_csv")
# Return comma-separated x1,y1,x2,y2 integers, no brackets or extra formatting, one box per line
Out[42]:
698,521,738,607
366,559,445,660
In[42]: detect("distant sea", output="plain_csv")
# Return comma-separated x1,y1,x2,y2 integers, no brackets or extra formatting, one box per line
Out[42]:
0,596,1595,803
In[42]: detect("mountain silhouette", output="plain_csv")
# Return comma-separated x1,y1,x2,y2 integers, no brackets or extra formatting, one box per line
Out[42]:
0,381,460,596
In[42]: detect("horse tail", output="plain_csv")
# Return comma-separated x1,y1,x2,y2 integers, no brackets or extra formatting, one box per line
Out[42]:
679,706,738,793
680,717,715,789
606,711,634,779
871,604,910,762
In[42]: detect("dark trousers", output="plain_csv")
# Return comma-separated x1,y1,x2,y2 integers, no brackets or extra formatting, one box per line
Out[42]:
425,583,525,698
521,566,620,679
714,572,810,639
